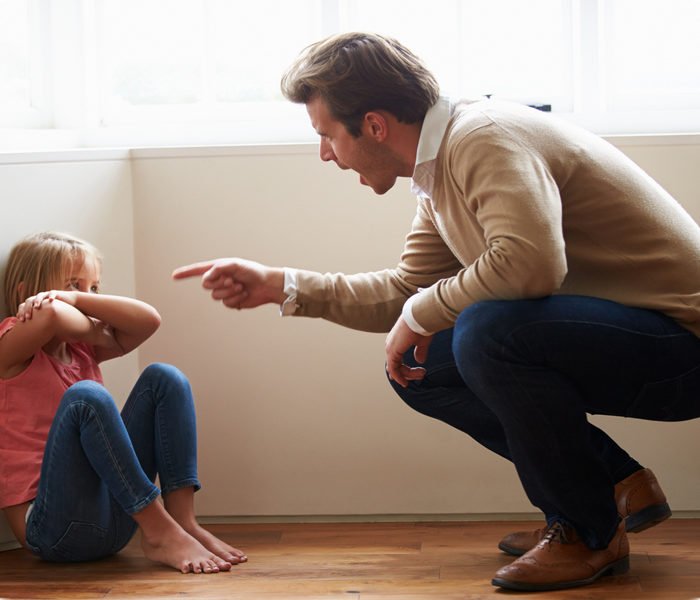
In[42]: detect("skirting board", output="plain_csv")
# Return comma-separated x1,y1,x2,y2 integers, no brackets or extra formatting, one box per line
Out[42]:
197,511,700,524
0,540,20,552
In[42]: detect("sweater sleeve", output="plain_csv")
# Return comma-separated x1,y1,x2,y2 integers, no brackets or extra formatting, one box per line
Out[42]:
411,123,569,333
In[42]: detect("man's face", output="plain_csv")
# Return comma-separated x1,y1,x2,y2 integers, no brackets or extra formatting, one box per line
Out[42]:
306,95,401,195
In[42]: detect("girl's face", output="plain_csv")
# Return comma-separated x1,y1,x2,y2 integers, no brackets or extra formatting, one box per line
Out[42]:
64,256,101,294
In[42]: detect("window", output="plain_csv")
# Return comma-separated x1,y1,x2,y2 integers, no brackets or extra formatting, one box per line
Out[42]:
0,0,48,128
97,0,320,119
602,0,700,112
1,0,699,149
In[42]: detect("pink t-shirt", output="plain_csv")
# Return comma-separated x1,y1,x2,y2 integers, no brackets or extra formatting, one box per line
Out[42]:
0,317,103,508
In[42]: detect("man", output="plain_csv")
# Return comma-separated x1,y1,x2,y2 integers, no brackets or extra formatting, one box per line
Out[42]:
173,32,700,591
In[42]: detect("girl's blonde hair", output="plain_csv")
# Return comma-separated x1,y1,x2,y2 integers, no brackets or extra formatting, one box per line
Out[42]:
3,232,102,315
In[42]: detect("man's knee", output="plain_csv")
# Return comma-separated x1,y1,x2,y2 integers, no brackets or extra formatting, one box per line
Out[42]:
453,300,510,359
386,373,438,417
452,299,548,394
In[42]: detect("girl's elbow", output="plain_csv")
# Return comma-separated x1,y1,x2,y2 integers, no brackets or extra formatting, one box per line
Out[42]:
140,304,161,336
42,299,77,332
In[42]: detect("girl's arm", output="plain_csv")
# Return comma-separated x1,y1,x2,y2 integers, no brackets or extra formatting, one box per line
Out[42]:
1,291,161,375
28,291,162,362
0,299,102,377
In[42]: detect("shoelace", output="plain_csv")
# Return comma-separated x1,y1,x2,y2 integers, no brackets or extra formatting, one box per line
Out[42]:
542,522,574,545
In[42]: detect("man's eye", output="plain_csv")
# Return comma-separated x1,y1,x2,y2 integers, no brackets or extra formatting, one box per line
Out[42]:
90,286,99,293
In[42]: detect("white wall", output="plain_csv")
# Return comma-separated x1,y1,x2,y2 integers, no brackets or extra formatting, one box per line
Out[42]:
130,137,700,518
1,137,699,543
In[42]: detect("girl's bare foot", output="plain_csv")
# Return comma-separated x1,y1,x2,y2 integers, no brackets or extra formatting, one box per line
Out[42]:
184,523,248,565
140,524,232,574
133,499,231,574
162,487,247,565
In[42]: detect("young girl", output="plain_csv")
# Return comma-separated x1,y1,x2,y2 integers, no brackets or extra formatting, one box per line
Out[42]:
0,231,247,574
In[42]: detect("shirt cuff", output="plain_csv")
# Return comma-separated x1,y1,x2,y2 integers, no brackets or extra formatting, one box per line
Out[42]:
401,294,432,335
280,267,300,316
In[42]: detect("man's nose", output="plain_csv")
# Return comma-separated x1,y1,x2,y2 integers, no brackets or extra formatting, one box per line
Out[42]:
319,139,336,163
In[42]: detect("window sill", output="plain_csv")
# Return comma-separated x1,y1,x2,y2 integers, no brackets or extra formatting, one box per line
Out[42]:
1,133,699,166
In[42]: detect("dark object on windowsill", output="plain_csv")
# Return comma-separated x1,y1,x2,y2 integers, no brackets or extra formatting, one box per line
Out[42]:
483,94,552,112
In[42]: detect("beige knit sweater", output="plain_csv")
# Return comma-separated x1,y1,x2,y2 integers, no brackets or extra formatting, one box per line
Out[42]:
293,100,700,337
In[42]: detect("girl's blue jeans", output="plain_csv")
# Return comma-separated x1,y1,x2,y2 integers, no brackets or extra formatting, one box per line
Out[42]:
390,295,700,550
25,363,201,562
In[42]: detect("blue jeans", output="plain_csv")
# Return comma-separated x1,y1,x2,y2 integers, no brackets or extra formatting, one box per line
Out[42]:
390,296,700,549
25,363,201,562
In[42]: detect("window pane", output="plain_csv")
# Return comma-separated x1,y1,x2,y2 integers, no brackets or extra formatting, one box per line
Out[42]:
603,0,700,110
0,0,31,109
460,0,573,107
99,0,205,107
98,0,321,123
212,0,320,103
343,0,462,96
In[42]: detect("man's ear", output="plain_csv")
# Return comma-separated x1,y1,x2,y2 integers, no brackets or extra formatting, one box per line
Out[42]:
363,111,389,142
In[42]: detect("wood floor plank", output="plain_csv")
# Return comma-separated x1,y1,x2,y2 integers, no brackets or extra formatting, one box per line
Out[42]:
1,519,699,599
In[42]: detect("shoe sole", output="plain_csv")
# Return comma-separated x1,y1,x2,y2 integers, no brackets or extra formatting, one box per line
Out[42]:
491,555,630,591
625,502,672,533
498,503,672,557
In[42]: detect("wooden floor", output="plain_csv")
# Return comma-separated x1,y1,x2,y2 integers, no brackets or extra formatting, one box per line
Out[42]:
1,519,700,599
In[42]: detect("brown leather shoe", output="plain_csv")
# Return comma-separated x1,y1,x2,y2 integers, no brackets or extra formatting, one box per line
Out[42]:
616,467,671,532
492,521,630,591
498,468,671,556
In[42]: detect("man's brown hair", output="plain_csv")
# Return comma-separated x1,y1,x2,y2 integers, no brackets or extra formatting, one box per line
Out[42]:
281,32,440,137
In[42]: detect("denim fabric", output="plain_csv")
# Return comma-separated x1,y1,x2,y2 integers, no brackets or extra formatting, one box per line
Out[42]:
390,296,700,549
25,363,201,562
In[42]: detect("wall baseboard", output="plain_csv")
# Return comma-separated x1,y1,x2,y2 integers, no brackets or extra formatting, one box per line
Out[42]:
197,511,700,524
0,540,21,552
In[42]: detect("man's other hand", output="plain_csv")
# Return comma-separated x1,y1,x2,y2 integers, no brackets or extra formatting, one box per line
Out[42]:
385,316,431,387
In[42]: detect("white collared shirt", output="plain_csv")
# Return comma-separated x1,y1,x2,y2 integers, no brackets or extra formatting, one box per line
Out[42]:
410,96,454,201
401,96,455,334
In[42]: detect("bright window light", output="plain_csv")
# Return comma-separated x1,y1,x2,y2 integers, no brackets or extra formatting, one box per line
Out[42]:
0,0,31,110
1,0,699,150
97,0,321,126
0,0,47,128
602,0,700,111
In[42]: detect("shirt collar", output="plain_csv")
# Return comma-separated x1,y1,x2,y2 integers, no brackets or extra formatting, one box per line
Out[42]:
411,96,454,199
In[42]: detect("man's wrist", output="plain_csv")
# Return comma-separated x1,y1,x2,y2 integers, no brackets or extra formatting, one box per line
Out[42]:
402,294,432,336
268,268,288,304
280,268,300,316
